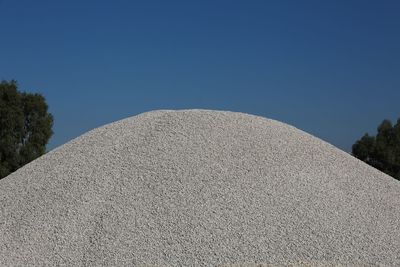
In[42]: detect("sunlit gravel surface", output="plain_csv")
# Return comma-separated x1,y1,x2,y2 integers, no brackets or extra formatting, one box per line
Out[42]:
1,110,399,266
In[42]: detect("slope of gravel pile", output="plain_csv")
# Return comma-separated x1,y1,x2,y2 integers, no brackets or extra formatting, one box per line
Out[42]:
0,109,399,266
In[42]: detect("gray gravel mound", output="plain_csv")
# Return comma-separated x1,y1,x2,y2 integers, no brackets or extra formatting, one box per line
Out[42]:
0,109,399,266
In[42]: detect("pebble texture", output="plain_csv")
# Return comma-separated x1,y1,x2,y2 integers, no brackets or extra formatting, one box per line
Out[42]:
0,109,399,266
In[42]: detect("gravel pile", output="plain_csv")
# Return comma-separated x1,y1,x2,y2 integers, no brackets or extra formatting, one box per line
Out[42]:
1,109,399,266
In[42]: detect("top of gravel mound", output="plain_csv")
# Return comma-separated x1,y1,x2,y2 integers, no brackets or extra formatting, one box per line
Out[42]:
0,109,399,266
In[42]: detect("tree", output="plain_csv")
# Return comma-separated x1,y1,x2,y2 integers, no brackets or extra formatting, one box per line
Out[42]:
352,118,400,181
0,80,53,179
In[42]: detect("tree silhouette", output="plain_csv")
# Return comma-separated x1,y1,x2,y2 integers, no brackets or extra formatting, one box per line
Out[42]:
0,80,53,179
352,118,400,181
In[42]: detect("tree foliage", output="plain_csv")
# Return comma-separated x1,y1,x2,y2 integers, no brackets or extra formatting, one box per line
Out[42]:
352,118,400,181
0,80,53,179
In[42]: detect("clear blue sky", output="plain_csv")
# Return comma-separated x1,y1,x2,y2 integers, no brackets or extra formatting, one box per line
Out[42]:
1,0,399,152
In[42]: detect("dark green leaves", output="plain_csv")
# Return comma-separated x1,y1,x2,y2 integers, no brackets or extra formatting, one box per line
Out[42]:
352,118,400,181
0,80,53,179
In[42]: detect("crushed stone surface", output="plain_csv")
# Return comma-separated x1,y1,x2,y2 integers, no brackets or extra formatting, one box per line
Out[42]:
0,109,399,266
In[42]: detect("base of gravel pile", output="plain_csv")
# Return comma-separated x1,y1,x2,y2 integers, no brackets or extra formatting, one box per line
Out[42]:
0,109,399,266
223,261,360,267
